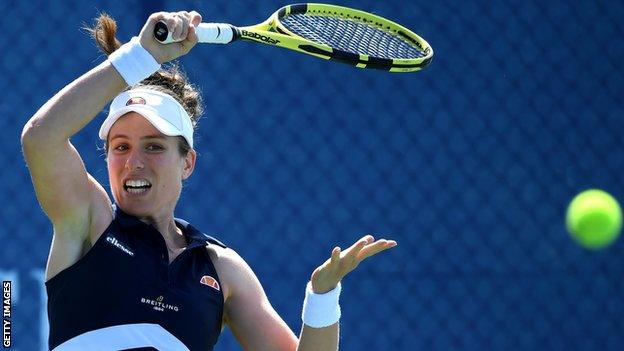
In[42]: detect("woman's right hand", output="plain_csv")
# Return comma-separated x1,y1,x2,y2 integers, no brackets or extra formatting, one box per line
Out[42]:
138,11,203,64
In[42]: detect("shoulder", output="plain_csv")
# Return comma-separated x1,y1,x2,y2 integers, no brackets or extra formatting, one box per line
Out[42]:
204,244,249,281
204,244,258,303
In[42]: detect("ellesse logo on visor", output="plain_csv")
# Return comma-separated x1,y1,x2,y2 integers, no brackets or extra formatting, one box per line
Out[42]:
200,275,220,291
126,97,146,106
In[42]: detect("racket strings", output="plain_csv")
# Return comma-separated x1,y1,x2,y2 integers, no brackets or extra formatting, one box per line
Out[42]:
280,14,426,59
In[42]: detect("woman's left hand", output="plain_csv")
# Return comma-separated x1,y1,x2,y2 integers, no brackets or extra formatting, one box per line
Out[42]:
310,235,397,293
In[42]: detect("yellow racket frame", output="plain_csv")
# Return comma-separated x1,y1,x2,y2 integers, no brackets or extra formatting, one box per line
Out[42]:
236,3,433,72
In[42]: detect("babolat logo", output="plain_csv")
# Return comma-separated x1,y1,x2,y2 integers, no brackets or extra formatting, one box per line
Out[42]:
106,236,135,257
241,30,280,44
141,295,180,312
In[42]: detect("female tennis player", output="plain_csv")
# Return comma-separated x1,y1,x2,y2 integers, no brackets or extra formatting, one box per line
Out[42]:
21,11,396,350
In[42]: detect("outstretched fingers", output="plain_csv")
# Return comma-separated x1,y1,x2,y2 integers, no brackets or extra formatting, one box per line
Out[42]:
310,235,397,293
342,235,397,262
343,235,374,257
357,239,397,261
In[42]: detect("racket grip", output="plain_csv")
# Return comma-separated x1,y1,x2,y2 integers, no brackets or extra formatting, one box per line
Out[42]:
154,21,235,44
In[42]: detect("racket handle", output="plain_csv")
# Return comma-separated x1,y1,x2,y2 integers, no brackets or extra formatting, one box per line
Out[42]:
154,22,236,44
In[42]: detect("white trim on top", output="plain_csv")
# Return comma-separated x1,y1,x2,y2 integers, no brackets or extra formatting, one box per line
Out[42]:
52,323,190,351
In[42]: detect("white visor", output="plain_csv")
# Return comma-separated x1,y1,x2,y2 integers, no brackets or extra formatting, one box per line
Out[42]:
99,88,194,148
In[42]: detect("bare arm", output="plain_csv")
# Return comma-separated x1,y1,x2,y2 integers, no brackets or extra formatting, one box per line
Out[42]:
22,62,125,144
296,325,338,351
220,248,298,351
221,236,396,351
21,61,125,225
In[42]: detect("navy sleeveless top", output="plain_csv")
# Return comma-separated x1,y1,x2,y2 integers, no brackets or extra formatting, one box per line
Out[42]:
46,206,226,350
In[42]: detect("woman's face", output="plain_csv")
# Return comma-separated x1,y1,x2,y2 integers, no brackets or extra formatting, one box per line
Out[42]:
106,112,196,219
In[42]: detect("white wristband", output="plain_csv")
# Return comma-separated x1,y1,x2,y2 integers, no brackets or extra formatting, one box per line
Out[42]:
302,281,341,328
108,37,160,86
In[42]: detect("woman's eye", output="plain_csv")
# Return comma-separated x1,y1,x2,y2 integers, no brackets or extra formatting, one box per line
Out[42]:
114,144,128,151
146,144,164,151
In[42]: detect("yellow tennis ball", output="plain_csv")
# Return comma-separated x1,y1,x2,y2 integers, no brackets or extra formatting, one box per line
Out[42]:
566,189,622,249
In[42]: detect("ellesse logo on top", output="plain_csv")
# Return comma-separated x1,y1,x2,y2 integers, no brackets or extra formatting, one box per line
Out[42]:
126,97,146,106
105,236,135,257
200,276,220,291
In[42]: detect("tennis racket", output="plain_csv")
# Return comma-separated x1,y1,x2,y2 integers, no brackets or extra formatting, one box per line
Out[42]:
153,3,433,73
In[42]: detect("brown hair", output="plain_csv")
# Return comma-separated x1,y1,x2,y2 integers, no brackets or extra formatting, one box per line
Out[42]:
86,13,203,155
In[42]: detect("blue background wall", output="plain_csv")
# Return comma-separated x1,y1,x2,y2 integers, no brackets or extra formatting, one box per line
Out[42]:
1,0,623,350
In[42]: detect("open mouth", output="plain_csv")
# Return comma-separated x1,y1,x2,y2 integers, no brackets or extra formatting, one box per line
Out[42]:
123,179,152,194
